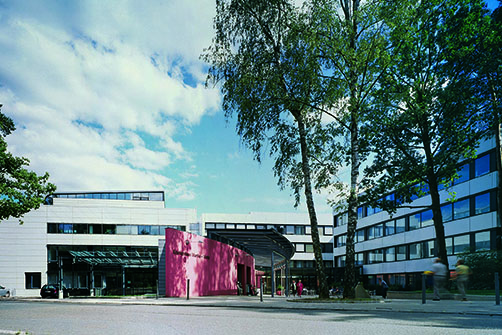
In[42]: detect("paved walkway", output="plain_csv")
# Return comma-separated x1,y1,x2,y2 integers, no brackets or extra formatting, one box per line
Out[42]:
9,295,502,316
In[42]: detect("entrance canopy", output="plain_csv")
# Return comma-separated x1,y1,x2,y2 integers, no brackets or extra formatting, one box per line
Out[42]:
69,250,157,267
207,229,295,267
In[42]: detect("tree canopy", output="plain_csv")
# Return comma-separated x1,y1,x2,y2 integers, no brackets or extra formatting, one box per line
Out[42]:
0,104,56,223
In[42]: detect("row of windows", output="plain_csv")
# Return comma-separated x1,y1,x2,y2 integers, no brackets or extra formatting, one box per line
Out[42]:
205,223,333,236
290,260,333,269
335,191,494,247
335,152,494,226
294,243,332,253
336,231,491,267
47,223,185,235
48,191,164,202
47,245,158,262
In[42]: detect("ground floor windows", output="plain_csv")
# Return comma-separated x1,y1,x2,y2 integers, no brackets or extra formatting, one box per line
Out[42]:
475,231,491,251
25,272,41,289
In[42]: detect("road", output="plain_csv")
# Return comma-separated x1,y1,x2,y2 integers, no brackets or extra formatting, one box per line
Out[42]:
0,301,501,335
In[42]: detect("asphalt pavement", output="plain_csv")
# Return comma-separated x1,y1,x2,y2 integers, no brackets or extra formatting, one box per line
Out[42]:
7,294,502,317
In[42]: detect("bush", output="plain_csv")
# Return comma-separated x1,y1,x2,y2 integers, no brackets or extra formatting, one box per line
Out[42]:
459,250,502,290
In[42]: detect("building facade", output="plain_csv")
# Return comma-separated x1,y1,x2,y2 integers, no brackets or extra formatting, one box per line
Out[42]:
0,191,196,297
333,138,501,290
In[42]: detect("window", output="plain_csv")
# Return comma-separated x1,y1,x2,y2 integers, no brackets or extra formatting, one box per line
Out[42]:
323,226,333,236
355,253,364,265
139,225,151,235
475,154,490,177
356,230,365,242
453,199,470,219
206,223,215,229
226,224,236,229
396,246,407,261
324,261,333,268
215,223,225,229
409,242,422,259
396,218,406,233
423,240,435,258
367,226,375,239
295,243,305,252
103,225,116,234
25,272,41,289
357,207,364,219
475,231,490,251
441,204,452,222
409,213,420,230
385,247,395,262
421,210,434,227
337,256,346,267
89,224,102,234
236,224,246,229
474,193,491,215
305,226,311,235
321,243,332,253
385,221,395,236
295,226,305,235
336,235,346,247
336,213,348,226
368,249,383,264
454,235,470,254
374,224,384,238
455,164,470,184
446,237,453,255
47,223,58,233
305,244,314,253
59,224,72,234
73,224,88,234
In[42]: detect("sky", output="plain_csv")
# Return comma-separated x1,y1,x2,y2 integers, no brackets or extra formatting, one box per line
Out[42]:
0,0,336,216
0,0,499,218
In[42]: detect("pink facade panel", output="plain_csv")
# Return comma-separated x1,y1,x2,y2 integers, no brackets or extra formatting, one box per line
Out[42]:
165,228,255,297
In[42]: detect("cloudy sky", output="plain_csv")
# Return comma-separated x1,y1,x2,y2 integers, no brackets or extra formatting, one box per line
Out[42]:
0,0,336,216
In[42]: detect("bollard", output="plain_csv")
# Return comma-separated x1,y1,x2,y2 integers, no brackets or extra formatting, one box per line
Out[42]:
260,277,263,303
496,272,500,306
156,279,159,300
422,273,426,304
187,279,190,300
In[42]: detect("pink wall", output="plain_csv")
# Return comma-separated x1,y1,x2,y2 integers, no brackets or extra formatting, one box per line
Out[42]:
165,228,255,297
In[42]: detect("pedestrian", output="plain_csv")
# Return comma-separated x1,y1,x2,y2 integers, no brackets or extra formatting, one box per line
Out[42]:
291,280,297,297
431,257,447,301
454,259,471,301
297,280,304,298
379,278,389,299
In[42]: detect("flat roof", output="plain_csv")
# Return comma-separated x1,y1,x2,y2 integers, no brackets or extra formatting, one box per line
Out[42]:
207,229,295,267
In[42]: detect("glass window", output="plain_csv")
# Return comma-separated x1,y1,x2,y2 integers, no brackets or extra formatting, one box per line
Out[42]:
73,224,88,234
296,243,305,252
396,218,406,233
150,226,160,235
116,225,129,235
474,193,491,215
149,192,164,201
103,225,116,234
409,213,420,230
385,247,395,262
355,253,364,265
441,204,452,222
367,226,375,239
421,210,434,227
475,231,490,251
337,256,346,267
226,224,235,229
446,237,453,255
124,193,132,200
47,223,58,234
305,244,314,253
25,272,41,289
455,164,470,184
336,213,348,226
409,242,422,259
102,193,110,199
236,224,246,229
216,223,225,229
305,226,311,235
117,193,125,200
454,235,470,254
247,224,256,230
357,207,364,219
318,227,324,236
424,240,435,258
139,225,151,235
295,226,305,235
367,205,375,216
206,223,215,229
59,224,72,234
475,154,490,177
129,225,138,235
356,229,365,242
453,199,470,219
374,224,383,238
324,226,333,236
368,249,383,264
89,224,102,234
108,193,117,200
336,235,346,247
385,221,395,236
396,246,407,261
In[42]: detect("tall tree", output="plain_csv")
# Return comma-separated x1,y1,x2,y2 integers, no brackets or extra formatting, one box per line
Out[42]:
0,104,56,223
309,0,397,298
202,0,332,298
363,0,490,272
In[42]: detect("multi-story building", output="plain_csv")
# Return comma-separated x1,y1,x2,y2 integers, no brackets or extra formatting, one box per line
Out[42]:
201,212,335,293
0,191,196,297
333,138,501,290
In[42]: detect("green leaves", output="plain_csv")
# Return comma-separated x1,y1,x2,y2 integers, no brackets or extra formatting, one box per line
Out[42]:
0,106,56,222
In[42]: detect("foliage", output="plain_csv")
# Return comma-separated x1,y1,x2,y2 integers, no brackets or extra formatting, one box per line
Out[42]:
459,251,502,290
0,105,56,223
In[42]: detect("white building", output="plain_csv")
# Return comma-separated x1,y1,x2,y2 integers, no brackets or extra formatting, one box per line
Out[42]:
333,138,500,289
0,191,196,297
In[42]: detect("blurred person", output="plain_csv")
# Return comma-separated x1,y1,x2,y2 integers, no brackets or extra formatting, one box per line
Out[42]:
431,258,447,301
454,259,471,301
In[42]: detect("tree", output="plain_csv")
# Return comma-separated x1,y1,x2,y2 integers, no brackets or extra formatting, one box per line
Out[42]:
363,0,490,272
0,104,56,223
202,0,332,298
309,0,398,298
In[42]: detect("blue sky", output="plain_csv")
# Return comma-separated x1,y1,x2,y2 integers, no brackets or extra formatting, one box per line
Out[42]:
0,0,498,217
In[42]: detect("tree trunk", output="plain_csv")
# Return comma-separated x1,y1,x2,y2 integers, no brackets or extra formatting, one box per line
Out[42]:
296,112,330,299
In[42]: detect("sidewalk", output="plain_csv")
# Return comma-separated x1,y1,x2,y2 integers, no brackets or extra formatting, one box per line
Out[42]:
9,294,502,316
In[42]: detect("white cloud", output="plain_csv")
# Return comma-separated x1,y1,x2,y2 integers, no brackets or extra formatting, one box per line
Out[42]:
0,0,221,202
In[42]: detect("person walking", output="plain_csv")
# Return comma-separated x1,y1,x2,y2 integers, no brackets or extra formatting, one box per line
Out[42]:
454,259,471,301
379,278,389,299
297,280,304,298
431,258,447,301
291,280,297,297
